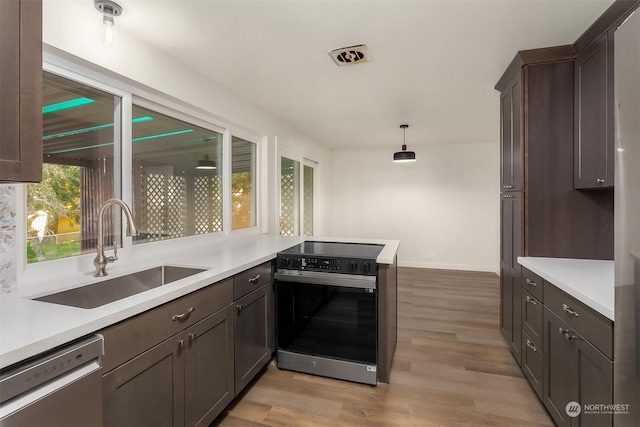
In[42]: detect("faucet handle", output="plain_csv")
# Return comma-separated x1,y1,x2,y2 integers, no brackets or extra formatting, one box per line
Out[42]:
111,241,118,261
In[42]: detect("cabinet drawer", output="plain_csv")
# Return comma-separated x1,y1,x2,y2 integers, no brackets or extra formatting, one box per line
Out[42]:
522,290,543,348
234,261,273,300
544,282,613,359
100,279,233,372
521,330,543,400
521,267,543,301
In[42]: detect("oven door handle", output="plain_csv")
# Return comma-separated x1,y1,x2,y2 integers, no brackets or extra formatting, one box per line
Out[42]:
275,270,376,290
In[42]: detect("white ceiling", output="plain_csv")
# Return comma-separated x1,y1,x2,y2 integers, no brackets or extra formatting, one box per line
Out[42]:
114,0,613,149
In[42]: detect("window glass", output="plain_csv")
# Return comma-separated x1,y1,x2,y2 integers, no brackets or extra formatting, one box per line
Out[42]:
231,137,257,230
303,164,314,236
131,104,223,243
280,157,300,236
27,72,118,263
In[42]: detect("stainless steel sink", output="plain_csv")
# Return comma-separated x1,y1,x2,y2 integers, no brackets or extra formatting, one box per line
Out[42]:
34,265,207,309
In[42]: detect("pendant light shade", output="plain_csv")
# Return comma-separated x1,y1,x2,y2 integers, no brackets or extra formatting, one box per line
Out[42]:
196,154,217,170
393,124,416,162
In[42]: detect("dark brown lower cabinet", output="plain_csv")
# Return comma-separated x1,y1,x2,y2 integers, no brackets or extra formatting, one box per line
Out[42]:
234,283,273,396
500,191,523,365
543,307,613,427
103,305,234,427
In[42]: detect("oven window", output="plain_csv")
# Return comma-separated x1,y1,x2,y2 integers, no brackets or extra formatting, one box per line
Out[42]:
277,282,377,364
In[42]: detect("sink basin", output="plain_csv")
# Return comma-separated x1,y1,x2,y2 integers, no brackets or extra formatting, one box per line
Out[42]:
34,265,207,309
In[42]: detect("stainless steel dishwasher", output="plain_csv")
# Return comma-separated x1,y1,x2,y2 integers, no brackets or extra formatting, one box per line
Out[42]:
0,335,103,426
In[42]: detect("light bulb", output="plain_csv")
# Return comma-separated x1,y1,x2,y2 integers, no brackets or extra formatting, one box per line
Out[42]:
103,19,115,45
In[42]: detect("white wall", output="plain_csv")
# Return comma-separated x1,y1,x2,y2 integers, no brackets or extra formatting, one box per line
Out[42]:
330,142,499,272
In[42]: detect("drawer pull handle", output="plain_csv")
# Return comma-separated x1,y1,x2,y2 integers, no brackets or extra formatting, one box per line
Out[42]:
237,304,243,314
558,328,576,341
526,340,537,352
248,274,261,284
503,185,514,189
562,304,579,317
188,333,196,342
525,295,537,305
503,195,514,199
596,178,605,184
179,339,185,348
172,307,195,321
525,278,537,287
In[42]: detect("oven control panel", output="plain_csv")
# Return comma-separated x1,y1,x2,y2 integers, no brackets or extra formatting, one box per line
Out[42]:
276,255,376,276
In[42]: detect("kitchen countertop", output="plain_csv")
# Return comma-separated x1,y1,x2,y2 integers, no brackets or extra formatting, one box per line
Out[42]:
518,257,614,320
0,235,400,369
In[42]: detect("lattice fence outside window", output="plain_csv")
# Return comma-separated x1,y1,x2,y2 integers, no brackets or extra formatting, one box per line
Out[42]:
280,165,296,236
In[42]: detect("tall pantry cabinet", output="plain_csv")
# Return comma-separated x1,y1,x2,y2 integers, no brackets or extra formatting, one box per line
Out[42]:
496,47,614,365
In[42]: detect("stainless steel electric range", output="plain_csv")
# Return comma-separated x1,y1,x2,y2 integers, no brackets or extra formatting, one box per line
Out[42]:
275,241,384,385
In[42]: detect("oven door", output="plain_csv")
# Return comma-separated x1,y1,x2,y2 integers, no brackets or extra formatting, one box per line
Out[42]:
275,270,377,384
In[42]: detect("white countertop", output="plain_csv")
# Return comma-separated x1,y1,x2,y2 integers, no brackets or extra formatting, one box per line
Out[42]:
518,257,614,320
0,235,400,369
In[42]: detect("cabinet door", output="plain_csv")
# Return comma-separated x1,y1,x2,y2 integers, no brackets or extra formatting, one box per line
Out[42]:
103,335,185,427
572,337,613,427
235,284,271,395
575,33,612,189
500,71,523,191
521,331,543,400
184,305,235,427
500,192,523,363
543,308,573,427
0,0,42,182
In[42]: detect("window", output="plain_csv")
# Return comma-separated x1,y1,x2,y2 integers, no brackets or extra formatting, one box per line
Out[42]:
27,72,119,263
231,137,257,230
303,163,315,236
131,104,223,244
280,156,316,237
25,62,266,269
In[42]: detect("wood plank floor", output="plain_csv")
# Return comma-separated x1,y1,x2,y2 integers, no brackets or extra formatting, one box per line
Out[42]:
214,267,554,426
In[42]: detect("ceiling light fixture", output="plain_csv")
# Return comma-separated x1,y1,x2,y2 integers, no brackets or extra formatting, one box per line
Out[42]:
394,124,416,162
95,0,122,47
196,154,217,170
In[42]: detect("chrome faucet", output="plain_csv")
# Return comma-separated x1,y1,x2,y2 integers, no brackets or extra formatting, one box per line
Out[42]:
94,199,140,277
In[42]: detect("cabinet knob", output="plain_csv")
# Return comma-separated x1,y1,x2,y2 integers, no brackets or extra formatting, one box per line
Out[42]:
596,178,606,184
562,304,579,317
237,304,243,314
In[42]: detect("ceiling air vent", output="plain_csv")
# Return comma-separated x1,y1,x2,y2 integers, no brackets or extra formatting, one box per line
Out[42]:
328,44,372,66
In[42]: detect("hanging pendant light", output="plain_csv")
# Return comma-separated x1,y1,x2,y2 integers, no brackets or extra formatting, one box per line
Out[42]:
393,124,416,162
196,154,217,170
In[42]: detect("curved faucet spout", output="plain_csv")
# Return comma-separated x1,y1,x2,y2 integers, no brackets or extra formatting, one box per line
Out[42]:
94,199,140,277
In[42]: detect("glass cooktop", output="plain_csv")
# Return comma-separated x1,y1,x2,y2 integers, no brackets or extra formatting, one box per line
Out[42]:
279,241,384,259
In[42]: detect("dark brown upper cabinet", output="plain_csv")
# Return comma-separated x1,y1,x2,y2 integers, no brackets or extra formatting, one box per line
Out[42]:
500,73,523,192
574,32,614,189
0,0,43,183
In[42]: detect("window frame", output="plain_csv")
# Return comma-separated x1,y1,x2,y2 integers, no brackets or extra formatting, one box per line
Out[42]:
229,132,261,234
17,51,264,284
18,62,130,278
278,147,318,237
